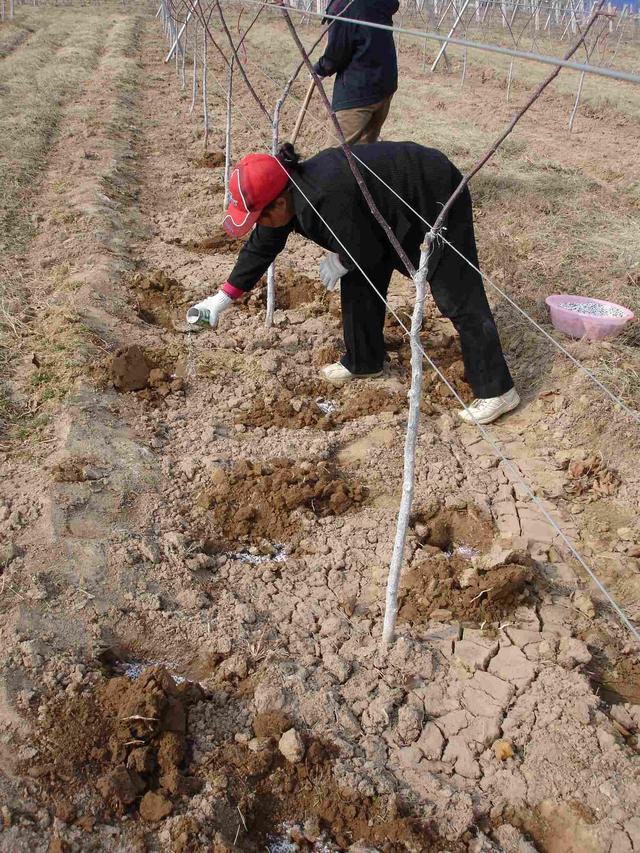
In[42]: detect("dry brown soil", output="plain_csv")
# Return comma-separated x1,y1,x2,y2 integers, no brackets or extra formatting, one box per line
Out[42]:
0,5,639,853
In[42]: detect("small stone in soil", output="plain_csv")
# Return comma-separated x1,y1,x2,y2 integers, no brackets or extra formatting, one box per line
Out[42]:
493,739,514,761
139,790,173,822
278,728,305,763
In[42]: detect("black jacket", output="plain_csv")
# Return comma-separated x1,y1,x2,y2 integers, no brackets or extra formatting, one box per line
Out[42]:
313,0,399,111
226,142,461,292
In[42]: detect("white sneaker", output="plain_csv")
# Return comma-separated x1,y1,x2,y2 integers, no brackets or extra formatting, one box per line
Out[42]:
458,388,520,425
321,362,383,386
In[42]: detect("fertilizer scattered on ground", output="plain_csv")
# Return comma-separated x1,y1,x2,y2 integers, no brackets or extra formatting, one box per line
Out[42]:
267,824,334,853
233,545,287,565
454,543,480,560
122,661,185,683
559,301,626,318
315,397,337,415
267,838,299,853
443,543,480,560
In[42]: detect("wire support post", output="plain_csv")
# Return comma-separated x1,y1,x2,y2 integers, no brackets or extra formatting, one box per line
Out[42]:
431,0,473,71
428,0,607,236
165,8,193,63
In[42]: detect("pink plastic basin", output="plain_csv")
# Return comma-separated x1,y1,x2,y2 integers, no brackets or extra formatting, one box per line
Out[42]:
545,294,634,341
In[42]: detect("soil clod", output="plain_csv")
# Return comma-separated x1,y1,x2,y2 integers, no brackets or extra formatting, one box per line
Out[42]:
169,228,243,256
196,149,225,168
110,344,150,392
402,510,539,624
238,386,405,431
199,458,367,543
400,556,537,625
32,667,203,820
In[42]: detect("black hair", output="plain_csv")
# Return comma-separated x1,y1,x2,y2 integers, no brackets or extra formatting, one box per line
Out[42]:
276,142,301,169
261,143,300,213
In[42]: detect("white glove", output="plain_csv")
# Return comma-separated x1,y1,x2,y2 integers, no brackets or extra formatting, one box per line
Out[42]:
319,253,348,292
186,291,234,328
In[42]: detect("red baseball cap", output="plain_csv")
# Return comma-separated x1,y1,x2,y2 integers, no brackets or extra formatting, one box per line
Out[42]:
222,153,290,239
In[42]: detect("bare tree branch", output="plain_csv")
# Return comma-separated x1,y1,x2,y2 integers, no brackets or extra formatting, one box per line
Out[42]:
182,0,232,69
430,0,607,235
215,0,272,122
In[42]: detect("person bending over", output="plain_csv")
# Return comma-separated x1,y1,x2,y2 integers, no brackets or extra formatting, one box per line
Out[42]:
189,142,520,426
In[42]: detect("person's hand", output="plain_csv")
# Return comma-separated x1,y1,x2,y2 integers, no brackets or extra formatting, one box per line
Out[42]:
186,291,233,328
319,253,348,291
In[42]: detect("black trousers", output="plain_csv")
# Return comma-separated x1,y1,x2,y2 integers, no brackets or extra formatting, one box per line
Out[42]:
339,187,514,399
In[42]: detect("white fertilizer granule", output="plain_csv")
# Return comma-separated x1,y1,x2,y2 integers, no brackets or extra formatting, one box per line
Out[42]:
559,301,626,318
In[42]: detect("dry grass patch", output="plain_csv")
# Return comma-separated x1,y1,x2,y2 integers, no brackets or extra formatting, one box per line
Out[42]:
0,8,109,253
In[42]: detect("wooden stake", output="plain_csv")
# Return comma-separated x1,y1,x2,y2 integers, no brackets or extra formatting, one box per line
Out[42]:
290,79,315,144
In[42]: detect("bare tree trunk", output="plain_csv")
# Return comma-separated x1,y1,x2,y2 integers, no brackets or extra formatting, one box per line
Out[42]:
189,24,198,114
214,0,271,123
181,19,188,90
381,246,430,647
266,93,286,327
506,58,514,100
224,58,234,207
182,0,231,71
568,70,585,130
202,33,209,152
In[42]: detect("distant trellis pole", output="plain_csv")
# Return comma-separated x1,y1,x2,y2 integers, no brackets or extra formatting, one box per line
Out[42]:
431,0,473,71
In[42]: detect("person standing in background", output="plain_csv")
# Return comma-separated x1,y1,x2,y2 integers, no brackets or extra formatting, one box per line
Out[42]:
313,0,399,146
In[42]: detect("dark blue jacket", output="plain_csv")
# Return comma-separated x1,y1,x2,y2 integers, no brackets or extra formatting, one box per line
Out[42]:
313,0,399,112
227,143,461,292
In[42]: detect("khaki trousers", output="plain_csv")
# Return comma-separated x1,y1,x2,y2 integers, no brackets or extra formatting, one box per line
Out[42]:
327,96,392,146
